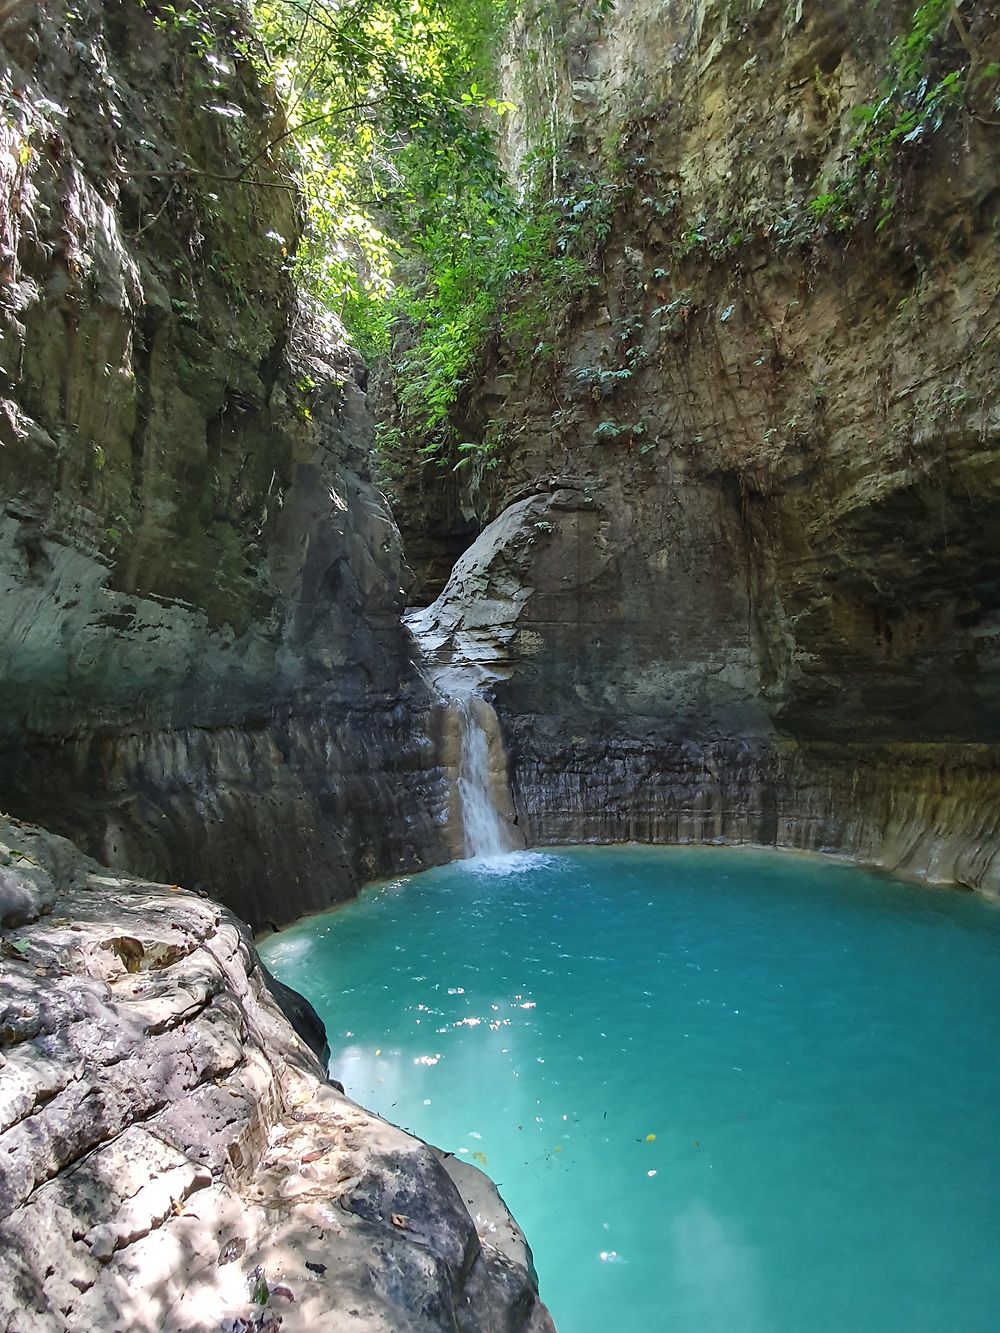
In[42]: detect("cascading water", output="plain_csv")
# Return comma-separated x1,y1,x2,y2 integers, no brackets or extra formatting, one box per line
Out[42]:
456,695,511,859
403,595,525,862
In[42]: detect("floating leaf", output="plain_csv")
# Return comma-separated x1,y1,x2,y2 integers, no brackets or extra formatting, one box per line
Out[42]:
248,1266,269,1304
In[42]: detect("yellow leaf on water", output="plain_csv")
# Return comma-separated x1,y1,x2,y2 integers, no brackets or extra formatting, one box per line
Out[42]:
471,1151,488,1167
646,1134,656,1143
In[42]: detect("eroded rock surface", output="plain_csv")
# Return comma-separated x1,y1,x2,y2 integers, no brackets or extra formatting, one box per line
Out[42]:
0,813,553,1333
398,0,1000,891
0,0,449,926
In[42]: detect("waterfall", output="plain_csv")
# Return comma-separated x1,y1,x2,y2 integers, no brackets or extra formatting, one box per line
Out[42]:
455,696,512,859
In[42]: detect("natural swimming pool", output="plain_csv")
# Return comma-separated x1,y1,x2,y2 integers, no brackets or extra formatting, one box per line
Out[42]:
261,845,1000,1333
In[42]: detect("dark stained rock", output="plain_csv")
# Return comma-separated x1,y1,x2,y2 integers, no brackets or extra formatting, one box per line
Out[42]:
259,962,330,1067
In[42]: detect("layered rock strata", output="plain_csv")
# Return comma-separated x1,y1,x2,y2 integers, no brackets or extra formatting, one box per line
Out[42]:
400,0,1000,891
0,813,553,1333
0,0,449,926
410,475,1000,895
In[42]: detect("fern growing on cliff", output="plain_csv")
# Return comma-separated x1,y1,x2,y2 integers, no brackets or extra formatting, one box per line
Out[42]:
811,0,999,232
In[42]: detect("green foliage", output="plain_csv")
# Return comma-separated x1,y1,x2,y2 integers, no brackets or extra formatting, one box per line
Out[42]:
377,149,624,450
451,424,504,474
138,2,628,460
592,417,650,446
244,0,520,447
248,0,646,456
593,419,626,441
810,0,993,232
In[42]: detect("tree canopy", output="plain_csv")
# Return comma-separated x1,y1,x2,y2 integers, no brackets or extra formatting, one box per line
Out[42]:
248,0,524,439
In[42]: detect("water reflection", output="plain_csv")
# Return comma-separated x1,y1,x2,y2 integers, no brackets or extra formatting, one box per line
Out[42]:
671,1200,768,1332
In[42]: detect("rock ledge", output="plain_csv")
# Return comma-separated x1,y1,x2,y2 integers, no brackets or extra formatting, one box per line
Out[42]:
0,814,553,1333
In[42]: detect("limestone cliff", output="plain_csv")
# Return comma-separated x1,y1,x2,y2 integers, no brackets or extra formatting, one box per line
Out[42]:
0,0,449,926
400,0,1000,893
1,1,997,1325
0,813,553,1332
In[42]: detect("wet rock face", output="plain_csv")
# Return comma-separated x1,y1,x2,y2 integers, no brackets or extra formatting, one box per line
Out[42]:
404,0,1000,890
0,0,448,923
0,812,553,1333
411,488,1000,893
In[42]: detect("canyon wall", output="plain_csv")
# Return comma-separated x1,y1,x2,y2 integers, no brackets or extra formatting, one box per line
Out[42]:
404,0,1000,892
0,0,450,927
2,3,998,1325
4,0,996,914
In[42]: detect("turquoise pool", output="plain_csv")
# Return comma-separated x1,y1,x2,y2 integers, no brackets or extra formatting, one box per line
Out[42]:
261,846,1000,1332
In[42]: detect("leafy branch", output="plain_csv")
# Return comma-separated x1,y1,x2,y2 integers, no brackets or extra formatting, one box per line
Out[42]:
811,0,999,232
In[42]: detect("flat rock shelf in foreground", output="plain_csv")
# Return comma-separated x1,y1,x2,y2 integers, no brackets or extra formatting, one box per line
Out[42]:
263,845,1000,1333
0,815,553,1333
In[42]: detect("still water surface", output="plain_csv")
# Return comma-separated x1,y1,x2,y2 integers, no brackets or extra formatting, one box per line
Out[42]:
261,846,1000,1333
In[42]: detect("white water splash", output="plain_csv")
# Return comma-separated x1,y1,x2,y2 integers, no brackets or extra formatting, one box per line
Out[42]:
457,697,511,859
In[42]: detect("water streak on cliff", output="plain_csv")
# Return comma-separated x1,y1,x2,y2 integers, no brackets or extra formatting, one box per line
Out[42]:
456,695,513,858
